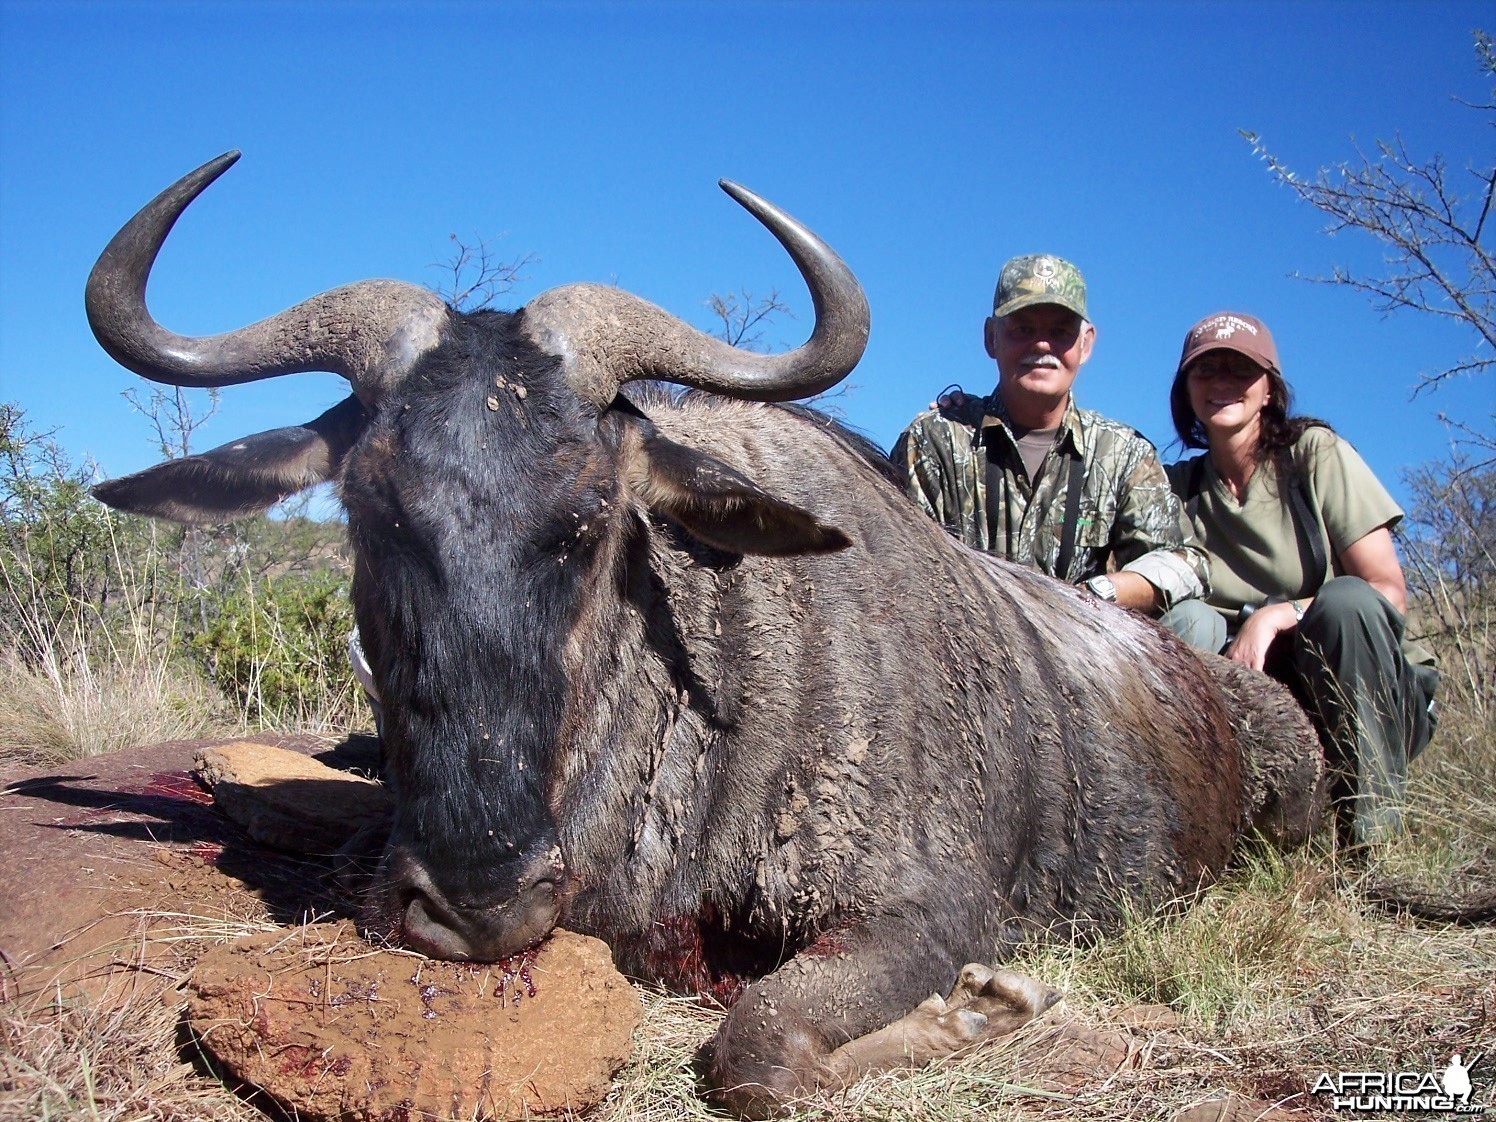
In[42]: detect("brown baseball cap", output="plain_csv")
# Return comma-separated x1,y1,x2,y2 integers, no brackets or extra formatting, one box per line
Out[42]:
1177,312,1280,375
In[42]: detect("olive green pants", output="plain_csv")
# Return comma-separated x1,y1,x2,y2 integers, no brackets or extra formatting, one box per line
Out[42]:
1268,577,1438,848
1160,599,1228,653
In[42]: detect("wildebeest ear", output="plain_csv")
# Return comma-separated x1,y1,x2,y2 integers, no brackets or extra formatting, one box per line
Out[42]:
91,395,369,525
630,431,851,556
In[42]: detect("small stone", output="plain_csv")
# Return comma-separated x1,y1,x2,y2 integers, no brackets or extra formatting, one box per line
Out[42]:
1110,1003,1183,1031
1007,1020,1135,1093
487,395,500,410
194,743,390,855
187,922,640,1122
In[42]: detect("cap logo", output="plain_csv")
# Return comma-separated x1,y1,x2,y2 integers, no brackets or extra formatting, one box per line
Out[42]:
993,254,1088,320
1192,314,1260,343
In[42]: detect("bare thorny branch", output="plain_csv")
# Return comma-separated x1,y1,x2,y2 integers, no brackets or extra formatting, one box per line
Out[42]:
121,385,221,462
1241,32,1496,399
1398,422,1496,714
706,288,793,352
1433,412,1496,471
704,290,857,416
431,234,537,312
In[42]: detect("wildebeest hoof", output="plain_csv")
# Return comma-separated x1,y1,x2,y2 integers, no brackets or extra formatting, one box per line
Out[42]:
825,965,1061,1084
899,964,1059,1052
944,963,1064,1030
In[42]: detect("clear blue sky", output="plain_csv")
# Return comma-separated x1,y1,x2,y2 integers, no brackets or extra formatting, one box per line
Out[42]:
2,1,1491,512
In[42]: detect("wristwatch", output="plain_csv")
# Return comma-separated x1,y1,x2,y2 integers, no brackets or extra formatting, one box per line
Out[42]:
1083,575,1118,602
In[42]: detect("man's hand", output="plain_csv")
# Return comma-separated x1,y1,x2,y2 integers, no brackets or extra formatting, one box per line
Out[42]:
936,387,977,413
1225,601,1300,672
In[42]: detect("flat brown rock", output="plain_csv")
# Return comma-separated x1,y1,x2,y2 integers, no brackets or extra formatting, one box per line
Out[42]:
0,735,348,999
194,741,391,855
187,922,642,1121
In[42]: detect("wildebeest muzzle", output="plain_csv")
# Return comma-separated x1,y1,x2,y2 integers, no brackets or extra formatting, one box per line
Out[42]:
374,838,569,962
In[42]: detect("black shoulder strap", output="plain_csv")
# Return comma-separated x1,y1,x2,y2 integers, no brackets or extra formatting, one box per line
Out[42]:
983,437,1085,576
1055,452,1086,580
1288,475,1329,585
983,440,1002,548
1182,451,1326,584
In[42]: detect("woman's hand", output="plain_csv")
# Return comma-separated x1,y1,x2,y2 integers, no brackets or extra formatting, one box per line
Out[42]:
1225,600,1301,672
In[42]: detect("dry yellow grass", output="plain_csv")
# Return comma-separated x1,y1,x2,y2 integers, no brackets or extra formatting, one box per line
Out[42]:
0,646,222,767
0,906,279,1122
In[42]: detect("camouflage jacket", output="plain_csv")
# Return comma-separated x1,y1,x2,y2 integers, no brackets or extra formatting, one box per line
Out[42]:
892,393,1209,606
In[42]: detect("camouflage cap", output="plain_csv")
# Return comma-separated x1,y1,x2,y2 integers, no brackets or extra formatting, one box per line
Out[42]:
991,254,1088,321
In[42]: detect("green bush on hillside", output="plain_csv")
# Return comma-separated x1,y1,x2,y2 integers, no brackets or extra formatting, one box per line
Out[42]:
2,402,361,748
191,568,357,725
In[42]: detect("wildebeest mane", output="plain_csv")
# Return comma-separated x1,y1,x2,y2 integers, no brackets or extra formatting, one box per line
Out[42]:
773,401,902,488
623,383,900,490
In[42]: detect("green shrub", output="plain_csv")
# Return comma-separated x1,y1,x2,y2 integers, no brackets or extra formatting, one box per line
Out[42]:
191,568,358,725
2,405,123,662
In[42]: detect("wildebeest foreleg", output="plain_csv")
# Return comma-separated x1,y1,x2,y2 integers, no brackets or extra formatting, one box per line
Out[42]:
705,923,1060,1117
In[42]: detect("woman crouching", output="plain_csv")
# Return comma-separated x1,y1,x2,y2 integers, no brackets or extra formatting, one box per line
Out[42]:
1165,312,1439,850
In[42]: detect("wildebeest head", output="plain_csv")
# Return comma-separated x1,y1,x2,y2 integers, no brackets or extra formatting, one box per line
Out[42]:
87,152,869,961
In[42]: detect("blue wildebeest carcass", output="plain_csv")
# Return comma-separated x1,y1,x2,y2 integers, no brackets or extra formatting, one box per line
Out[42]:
87,153,1322,1116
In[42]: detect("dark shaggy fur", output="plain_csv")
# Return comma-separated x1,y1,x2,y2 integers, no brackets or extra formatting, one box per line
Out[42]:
98,309,1324,1117
328,314,1322,1113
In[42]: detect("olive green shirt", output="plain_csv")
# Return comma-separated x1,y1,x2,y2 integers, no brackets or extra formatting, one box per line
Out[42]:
893,393,1209,606
1165,426,1401,623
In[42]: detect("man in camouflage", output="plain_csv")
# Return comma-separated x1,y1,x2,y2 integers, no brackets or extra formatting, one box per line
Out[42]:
893,254,1217,645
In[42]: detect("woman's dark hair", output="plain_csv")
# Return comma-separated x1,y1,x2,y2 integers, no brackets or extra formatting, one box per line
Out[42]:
1169,356,1331,484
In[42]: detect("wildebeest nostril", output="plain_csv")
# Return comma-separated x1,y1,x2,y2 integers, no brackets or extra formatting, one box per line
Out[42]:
399,888,476,961
379,844,568,962
517,867,560,900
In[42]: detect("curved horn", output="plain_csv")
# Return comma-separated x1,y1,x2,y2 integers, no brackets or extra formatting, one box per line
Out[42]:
519,180,869,407
85,151,448,401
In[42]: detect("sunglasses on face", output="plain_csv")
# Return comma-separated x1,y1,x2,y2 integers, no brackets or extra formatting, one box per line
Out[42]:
1187,358,1265,382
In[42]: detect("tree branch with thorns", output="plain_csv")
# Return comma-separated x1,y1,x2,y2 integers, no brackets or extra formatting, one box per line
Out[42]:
1242,32,1495,404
